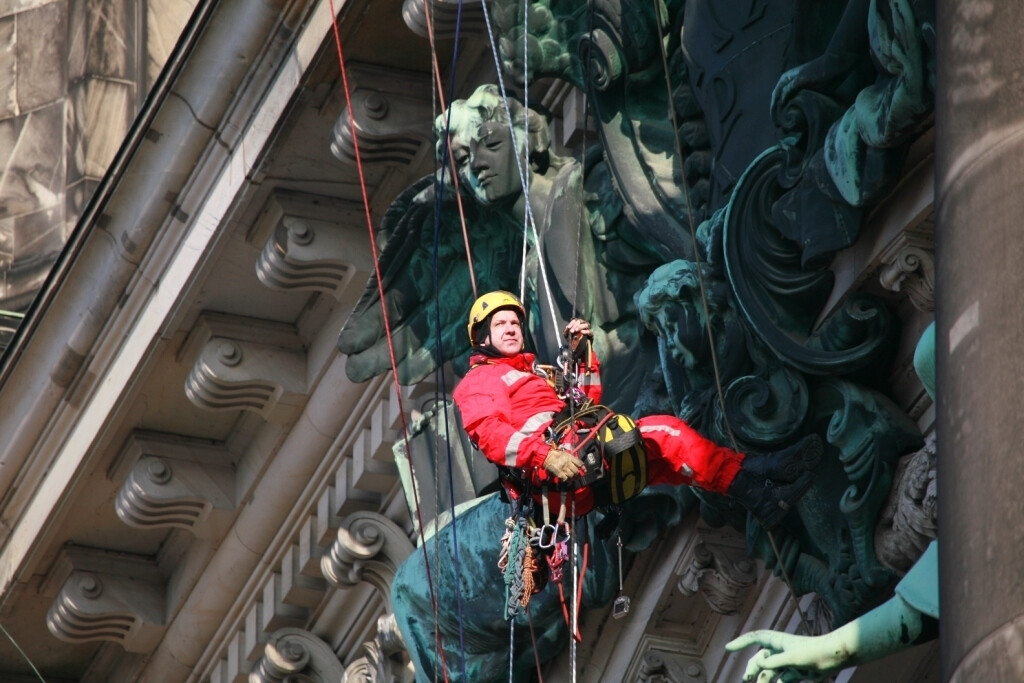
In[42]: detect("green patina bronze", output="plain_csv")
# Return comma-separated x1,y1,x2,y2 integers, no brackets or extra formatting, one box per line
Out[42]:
726,323,939,680
337,1,936,680
339,81,665,413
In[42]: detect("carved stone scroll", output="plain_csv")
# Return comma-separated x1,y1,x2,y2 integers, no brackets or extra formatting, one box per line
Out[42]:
45,547,166,653
635,650,707,683
182,314,308,423
401,0,487,40
331,64,434,168
321,511,414,610
878,226,936,313
249,627,344,683
677,540,757,615
115,452,235,537
251,190,373,296
343,614,413,683
109,431,236,537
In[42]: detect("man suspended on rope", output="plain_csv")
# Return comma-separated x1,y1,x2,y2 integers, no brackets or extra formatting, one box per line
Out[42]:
453,291,823,529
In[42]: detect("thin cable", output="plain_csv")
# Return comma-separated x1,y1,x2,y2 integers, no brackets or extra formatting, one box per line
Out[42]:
568,2,598,323
0,622,46,682
423,0,472,676
434,128,471,683
508,617,516,683
519,0,533,308
422,14,445,677
479,0,561,341
422,0,479,297
649,0,814,636
326,3,452,679
526,604,545,682
569,493,578,682
765,525,812,634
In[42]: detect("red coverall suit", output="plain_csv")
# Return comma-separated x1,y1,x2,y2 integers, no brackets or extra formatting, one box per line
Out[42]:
453,349,744,516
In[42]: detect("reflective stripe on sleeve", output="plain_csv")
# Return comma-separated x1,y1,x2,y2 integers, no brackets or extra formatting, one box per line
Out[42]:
639,423,681,437
503,410,555,467
500,369,534,386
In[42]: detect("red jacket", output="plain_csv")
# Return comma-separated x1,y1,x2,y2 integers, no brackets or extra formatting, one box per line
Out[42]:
453,351,601,484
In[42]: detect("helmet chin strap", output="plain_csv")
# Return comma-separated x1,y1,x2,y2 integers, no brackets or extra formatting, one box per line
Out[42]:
474,343,509,360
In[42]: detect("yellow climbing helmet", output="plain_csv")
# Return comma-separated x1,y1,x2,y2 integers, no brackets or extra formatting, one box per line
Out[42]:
467,290,525,345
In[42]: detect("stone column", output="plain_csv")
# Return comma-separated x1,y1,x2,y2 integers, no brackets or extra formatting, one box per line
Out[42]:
935,1,1024,680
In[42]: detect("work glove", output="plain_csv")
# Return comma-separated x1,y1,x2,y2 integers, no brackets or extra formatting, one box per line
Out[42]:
543,448,584,480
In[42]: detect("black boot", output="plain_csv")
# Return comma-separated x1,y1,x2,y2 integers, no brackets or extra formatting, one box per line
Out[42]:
740,434,823,483
726,466,816,530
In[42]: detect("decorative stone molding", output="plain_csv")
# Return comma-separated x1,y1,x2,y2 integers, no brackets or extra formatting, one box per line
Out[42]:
402,0,488,39
878,221,935,312
249,627,344,682
182,314,308,423
635,650,707,683
321,511,414,608
44,546,166,653
251,190,373,296
343,614,413,683
330,64,434,168
875,434,938,572
677,540,757,615
205,385,414,682
114,432,235,537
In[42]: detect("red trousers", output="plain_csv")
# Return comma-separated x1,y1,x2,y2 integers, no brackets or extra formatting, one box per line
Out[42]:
510,414,744,519
637,415,743,494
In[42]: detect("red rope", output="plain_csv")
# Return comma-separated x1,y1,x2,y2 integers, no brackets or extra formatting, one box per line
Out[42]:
573,540,589,642
525,604,545,682
420,0,477,298
555,537,587,643
326,3,450,680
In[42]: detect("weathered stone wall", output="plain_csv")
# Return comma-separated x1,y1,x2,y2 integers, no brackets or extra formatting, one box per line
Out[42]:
0,0,194,312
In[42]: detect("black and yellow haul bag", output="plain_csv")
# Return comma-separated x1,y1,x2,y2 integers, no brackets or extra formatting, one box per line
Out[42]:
598,413,647,505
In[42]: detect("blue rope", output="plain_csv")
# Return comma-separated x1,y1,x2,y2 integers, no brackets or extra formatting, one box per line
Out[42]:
430,1,469,678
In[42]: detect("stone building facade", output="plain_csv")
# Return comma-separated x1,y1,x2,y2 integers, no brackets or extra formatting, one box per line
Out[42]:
0,0,992,681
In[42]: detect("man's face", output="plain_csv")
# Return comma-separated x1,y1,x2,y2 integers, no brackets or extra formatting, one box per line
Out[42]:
453,121,523,205
485,309,524,356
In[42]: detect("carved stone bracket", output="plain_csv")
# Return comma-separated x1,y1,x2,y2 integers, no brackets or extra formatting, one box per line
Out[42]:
251,190,373,296
321,511,414,610
182,314,308,423
44,546,166,653
250,627,344,683
114,432,235,537
878,224,936,312
635,650,707,683
343,614,413,683
677,540,757,615
330,64,434,168
401,0,487,40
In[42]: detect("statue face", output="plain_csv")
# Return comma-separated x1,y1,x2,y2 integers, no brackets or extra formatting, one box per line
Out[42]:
652,298,706,370
453,121,524,205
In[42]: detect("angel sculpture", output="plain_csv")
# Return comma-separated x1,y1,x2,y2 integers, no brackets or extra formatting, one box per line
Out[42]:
338,83,670,412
